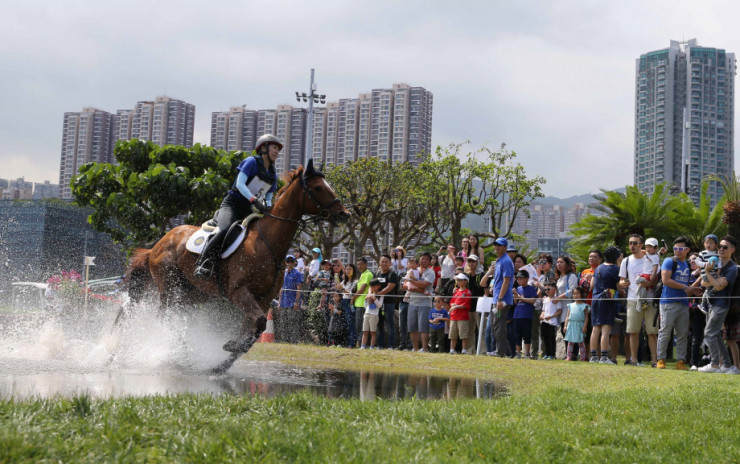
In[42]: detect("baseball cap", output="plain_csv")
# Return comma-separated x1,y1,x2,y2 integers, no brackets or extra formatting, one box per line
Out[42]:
312,247,321,254
515,269,529,279
507,244,518,252
285,255,296,261
494,237,508,247
467,254,479,261
454,273,469,281
645,238,659,247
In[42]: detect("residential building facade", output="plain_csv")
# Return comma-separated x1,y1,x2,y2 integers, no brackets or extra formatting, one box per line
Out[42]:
635,39,735,206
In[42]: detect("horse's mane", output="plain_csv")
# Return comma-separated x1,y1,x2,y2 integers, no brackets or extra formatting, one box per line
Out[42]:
277,165,304,196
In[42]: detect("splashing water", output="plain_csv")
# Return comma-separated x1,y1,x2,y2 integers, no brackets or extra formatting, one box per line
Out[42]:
0,297,243,376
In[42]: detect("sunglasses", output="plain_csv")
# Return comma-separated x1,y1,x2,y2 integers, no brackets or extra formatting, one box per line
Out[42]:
673,246,688,252
719,245,731,250
628,241,641,245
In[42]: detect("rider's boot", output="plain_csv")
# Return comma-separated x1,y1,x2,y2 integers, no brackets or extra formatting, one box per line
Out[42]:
194,236,219,278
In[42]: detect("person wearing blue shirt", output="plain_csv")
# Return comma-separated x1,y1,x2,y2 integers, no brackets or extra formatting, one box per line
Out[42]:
194,134,282,278
277,255,304,343
657,236,703,370
491,237,515,357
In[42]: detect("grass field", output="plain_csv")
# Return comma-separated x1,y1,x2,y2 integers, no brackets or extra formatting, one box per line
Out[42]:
2,343,738,463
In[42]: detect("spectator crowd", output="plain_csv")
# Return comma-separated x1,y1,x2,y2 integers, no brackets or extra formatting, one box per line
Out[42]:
274,234,740,375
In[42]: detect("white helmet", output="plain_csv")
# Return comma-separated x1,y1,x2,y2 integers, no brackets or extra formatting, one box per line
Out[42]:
255,134,283,152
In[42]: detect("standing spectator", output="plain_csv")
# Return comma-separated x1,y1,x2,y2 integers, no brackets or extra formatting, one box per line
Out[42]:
340,264,359,348
506,244,518,261
463,254,484,353
430,253,442,290
397,257,418,350
391,247,408,274
449,273,472,354
459,236,471,260
564,287,590,361
469,235,486,273
480,260,497,355
307,248,322,289
699,236,740,373
531,254,555,358
428,296,450,353
374,254,399,349
405,252,436,352
294,250,306,274
360,280,384,349
540,283,562,359
579,249,602,356
327,292,346,347
657,236,698,370
554,256,579,359
276,255,304,343
512,269,537,358
620,234,659,367
351,257,375,347
589,246,622,363
686,253,706,369
438,244,457,292
491,237,515,357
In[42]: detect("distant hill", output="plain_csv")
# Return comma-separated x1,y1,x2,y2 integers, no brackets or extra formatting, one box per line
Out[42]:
534,187,626,208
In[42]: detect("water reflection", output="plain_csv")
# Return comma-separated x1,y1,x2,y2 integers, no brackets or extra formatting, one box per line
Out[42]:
0,367,505,401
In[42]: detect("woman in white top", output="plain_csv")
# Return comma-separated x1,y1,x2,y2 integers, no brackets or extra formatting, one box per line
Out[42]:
391,246,408,274
308,247,322,287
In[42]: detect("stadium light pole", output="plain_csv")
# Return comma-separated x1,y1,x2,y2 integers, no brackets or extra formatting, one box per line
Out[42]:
294,68,326,167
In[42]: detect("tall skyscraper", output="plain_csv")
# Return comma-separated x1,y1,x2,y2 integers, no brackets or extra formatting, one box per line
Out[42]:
635,39,735,205
58,108,114,199
130,96,195,147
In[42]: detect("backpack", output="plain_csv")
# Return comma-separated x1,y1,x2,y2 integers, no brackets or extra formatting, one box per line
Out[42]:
651,258,678,309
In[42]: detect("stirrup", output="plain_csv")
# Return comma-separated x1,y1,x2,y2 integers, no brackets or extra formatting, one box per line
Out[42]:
194,260,214,278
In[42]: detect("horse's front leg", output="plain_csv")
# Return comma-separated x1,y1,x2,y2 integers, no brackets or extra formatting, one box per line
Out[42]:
222,287,267,354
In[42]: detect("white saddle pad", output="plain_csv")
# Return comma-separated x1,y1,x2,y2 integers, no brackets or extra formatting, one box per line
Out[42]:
185,226,246,259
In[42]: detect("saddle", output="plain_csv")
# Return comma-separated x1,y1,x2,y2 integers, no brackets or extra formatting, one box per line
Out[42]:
185,213,261,258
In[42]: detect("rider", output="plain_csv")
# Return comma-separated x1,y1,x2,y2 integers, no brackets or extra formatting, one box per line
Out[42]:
194,134,283,278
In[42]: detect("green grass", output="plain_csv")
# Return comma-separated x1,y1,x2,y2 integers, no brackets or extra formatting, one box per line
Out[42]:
2,344,738,463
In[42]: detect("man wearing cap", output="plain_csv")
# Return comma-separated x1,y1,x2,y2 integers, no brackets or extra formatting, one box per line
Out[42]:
507,244,518,261
491,237,515,357
277,255,304,343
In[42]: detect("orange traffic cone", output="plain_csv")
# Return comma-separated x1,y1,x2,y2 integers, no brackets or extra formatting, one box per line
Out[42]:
259,308,275,343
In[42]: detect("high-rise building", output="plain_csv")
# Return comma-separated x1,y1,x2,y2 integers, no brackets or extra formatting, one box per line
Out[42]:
130,96,195,147
58,108,114,199
211,83,433,172
635,39,735,205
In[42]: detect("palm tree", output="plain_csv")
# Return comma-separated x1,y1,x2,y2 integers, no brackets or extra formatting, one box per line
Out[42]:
567,183,686,260
672,181,726,247
705,172,740,239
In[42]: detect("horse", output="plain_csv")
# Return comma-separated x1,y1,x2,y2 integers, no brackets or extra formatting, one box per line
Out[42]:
126,159,350,373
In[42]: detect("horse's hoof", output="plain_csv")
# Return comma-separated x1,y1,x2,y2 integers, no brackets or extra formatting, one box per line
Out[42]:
222,339,240,353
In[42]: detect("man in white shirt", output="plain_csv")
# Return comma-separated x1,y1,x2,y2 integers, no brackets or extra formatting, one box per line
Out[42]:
619,234,657,367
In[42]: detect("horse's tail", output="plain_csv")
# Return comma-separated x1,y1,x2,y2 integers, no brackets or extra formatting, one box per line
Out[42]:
126,248,153,303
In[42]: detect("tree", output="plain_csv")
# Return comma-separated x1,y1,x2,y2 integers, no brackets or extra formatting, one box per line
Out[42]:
567,183,686,260
705,171,740,239
672,181,726,248
71,139,243,246
419,143,545,248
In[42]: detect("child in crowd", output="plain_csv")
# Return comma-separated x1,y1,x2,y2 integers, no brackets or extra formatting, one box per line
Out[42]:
449,273,472,354
694,234,721,314
564,287,590,361
428,296,450,353
540,284,562,359
512,269,537,359
635,238,661,308
327,292,345,347
360,279,384,349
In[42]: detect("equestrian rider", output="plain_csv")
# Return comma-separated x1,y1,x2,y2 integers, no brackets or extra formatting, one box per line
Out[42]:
194,134,283,278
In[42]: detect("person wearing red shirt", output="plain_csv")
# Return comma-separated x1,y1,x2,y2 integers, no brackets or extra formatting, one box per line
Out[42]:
449,273,472,354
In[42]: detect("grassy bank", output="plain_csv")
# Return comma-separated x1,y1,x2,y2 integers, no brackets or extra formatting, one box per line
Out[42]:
2,343,738,463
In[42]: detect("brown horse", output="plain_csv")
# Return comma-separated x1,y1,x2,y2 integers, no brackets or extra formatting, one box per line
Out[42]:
126,159,349,372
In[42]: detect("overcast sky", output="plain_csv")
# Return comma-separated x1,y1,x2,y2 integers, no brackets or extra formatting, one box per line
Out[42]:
1,0,738,197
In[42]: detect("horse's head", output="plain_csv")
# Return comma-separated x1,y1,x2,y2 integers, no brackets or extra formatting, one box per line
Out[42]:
300,159,350,224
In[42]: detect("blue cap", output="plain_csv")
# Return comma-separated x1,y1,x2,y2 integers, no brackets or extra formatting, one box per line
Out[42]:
312,247,321,254
494,237,508,247
704,234,719,244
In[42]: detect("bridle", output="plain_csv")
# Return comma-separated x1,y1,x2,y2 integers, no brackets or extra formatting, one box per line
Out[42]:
262,171,342,224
